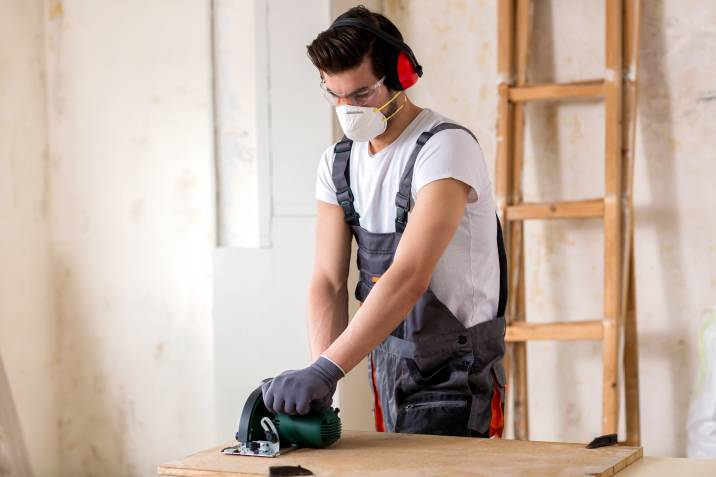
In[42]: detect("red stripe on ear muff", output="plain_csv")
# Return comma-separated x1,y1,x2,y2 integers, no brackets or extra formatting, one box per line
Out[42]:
396,50,419,90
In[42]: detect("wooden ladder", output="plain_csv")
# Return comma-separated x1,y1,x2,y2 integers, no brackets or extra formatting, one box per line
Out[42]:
495,0,642,446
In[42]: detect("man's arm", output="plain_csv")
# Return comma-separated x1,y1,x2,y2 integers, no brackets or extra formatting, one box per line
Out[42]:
261,178,469,415
307,200,352,360
322,178,470,372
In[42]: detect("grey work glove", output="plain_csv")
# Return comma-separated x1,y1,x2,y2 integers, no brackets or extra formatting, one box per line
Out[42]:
261,356,345,416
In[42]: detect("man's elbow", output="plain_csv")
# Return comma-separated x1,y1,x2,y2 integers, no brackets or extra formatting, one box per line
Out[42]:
309,273,347,299
409,275,431,298
391,263,431,299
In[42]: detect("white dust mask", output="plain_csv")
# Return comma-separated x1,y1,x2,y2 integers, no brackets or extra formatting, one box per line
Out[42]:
335,91,405,142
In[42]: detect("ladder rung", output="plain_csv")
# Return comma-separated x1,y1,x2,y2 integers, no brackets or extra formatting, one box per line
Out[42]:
506,199,604,221
509,80,606,102
506,320,604,342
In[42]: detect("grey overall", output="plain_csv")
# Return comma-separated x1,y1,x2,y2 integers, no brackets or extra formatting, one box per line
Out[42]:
332,122,508,437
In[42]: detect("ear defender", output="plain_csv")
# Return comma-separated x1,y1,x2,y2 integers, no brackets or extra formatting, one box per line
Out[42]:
328,18,423,91
396,50,419,90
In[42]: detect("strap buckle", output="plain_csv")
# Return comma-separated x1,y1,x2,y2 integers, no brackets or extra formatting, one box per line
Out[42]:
395,207,409,226
394,192,410,210
337,188,354,203
339,199,360,225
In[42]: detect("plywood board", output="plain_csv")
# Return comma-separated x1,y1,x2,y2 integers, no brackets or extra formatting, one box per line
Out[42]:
158,430,642,477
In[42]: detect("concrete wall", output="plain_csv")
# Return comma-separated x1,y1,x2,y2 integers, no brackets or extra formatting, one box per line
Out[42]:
385,0,716,457
44,1,216,475
0,1,58,475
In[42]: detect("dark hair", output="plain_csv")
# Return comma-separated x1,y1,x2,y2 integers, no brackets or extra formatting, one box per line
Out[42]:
307,6,403,90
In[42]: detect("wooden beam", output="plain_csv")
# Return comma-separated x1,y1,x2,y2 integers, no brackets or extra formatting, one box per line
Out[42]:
622,0,643,448
495,0,515,221
602,0,624,436
506,199,605,221
509,80,605,102
506,321,604,342
509,0,533,442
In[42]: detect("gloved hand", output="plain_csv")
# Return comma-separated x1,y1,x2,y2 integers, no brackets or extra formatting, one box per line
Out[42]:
261,356,345,415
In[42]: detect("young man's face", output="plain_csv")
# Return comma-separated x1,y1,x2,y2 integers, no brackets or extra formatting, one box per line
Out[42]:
320,56,393,109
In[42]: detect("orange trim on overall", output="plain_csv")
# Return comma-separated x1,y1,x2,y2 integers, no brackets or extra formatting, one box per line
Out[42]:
370,352,386,432
361,301,386,432
488,378,505,438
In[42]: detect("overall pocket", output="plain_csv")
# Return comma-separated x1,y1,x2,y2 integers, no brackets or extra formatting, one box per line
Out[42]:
395,391,471,437
403,348,473,395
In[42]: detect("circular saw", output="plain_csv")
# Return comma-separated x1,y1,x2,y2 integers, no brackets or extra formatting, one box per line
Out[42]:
222,384,342,458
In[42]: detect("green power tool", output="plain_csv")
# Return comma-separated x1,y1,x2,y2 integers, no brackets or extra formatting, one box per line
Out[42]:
222,383,342,457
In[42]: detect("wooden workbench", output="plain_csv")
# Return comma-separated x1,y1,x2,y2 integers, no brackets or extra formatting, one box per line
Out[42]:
158,430,643,477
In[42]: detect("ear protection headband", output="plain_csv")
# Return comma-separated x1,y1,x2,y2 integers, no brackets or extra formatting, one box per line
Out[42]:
329,18,423,91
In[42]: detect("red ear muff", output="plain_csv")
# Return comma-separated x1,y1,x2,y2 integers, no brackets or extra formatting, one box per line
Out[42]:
396,50,419,90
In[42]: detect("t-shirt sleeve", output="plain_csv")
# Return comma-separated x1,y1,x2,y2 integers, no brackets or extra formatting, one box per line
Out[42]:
316,144,339,205
412,129,486,204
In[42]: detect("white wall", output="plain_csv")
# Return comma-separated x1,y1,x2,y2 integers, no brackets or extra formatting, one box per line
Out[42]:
386,0,716,457
213,0,336,441
0,1,58,475
213,0,383,441
213,0,272,248
44,1,217,475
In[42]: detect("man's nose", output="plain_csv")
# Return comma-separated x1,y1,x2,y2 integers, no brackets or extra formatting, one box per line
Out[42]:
336,97,354,106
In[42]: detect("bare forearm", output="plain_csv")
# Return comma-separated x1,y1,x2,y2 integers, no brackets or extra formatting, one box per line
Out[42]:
322,264,426,373
307,278,349,361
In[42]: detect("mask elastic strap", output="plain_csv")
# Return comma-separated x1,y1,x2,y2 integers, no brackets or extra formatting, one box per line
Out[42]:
375,91,402,112
376,91,405,122
383,99,406,122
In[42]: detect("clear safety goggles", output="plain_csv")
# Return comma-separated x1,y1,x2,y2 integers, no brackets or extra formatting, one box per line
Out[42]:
320,75,387,106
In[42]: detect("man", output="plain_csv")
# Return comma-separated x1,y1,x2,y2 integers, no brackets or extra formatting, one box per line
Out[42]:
261,6,507,438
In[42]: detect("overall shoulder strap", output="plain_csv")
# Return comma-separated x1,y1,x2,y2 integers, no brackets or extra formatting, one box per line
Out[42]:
394,122,477,233
495,215,508,319
331,137,360,226
393,122,508,319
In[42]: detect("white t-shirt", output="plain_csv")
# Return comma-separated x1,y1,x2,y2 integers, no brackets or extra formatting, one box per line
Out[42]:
315,108,500,328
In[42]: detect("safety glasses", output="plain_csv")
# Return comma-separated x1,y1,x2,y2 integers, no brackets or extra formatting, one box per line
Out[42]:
320,75,386,106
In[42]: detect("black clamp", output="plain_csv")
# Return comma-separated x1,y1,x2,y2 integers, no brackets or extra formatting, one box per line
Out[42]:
395,207,409,227
395,192,410,210
340,200,360,225
337,188,359,226
395,192,410,231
